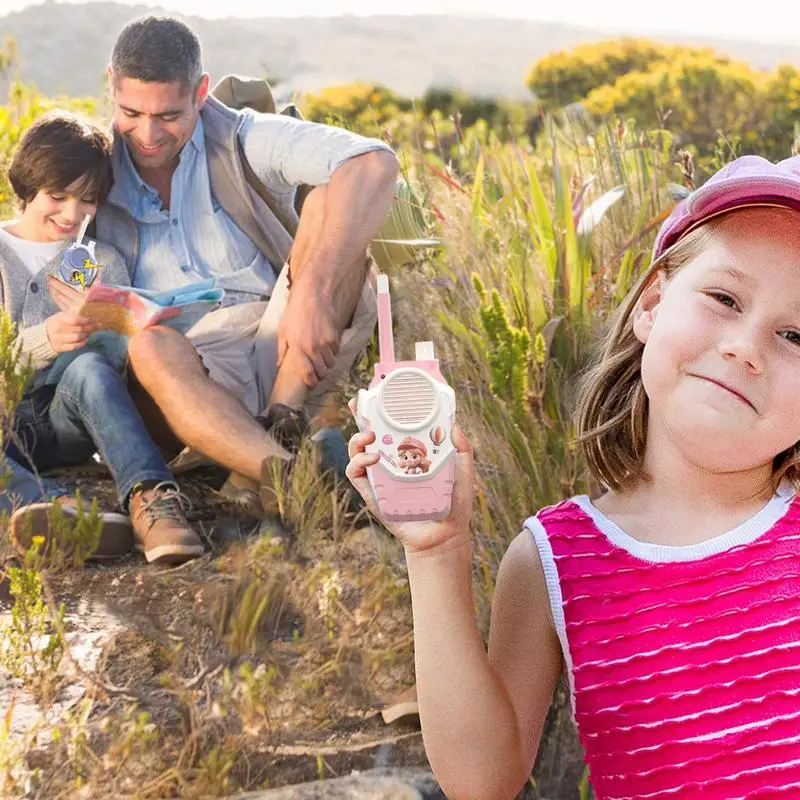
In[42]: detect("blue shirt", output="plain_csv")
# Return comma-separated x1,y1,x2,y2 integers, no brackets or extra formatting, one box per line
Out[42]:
107,113,393,298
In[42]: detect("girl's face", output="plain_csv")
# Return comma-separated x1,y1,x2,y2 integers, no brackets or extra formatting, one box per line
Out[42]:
634,209,800,478
400,450,421,468
21,176,98,243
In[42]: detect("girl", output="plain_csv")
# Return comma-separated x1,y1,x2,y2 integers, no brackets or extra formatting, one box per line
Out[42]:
2,110,202,564
346,154,800,799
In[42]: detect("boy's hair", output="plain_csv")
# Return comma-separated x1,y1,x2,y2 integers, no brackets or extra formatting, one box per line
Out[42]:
576,207,800,493
8,110,114,208
110,15,203,94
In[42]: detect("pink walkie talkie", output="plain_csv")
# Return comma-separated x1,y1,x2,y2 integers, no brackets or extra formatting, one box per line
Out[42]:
355,274,456,522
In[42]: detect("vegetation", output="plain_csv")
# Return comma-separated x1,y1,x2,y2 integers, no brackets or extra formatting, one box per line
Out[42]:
1,31,798,798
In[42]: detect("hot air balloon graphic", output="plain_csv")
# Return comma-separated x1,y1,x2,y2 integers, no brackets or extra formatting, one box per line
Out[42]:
430,425,445,454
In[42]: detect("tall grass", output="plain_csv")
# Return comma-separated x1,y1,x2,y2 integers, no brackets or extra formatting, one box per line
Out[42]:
0,72,767,797
387,114,690,611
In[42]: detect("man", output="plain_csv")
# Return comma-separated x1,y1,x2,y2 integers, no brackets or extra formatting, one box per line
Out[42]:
96,15,398,532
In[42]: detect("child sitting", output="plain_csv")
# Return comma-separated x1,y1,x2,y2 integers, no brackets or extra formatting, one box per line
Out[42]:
1,110,203,564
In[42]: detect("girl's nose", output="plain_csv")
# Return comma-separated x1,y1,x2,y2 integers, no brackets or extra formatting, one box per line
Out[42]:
718,327,764,374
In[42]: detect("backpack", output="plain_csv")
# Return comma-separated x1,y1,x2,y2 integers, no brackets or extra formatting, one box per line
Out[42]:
210,74,435,270
210,74,312,220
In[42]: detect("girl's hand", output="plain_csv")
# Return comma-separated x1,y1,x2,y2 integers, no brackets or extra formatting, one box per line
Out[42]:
346,413,475,555
45,312,100,352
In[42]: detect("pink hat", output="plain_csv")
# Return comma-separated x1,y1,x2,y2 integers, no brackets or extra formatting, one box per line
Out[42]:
653,155,800,261
398,436,427,455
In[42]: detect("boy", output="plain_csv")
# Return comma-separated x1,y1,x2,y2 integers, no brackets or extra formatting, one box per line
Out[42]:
1,110,202,564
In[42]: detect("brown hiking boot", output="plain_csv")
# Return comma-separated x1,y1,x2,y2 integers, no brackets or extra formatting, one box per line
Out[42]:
218,471,264,516
129,482,204,564
9,496,133,560
219,405,304,517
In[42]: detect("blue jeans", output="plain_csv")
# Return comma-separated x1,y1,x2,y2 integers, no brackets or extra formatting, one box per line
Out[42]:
1,455,62,513
6,351,174,509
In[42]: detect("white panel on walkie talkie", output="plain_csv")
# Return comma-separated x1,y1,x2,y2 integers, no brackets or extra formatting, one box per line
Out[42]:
380,370,438,428
358,272,456,522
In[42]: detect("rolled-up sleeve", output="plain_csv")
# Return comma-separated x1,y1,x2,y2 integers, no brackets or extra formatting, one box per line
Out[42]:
240,111,396,193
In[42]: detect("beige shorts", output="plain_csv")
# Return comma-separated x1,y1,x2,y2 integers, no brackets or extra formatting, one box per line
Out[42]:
184,259,378,418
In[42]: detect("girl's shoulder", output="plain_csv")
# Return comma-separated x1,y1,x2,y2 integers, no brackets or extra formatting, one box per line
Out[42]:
528,495,586,527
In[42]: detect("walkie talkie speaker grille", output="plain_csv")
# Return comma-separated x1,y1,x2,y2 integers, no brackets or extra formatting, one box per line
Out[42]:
379,370,438,428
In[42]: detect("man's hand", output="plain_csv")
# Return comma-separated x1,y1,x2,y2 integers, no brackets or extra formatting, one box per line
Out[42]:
45,312,101,353
277,274,340,388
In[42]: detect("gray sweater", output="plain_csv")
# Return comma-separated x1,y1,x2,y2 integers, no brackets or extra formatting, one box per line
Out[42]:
0,236,132,370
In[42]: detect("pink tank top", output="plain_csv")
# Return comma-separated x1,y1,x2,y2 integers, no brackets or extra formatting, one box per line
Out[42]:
527,485,800,800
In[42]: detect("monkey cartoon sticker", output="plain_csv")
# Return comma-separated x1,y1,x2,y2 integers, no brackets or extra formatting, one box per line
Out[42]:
397,436,431,474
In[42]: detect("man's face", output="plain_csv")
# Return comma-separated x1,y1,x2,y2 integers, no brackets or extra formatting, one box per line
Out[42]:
109,71,209,171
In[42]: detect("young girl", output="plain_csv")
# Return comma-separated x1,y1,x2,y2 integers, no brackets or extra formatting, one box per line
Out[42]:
2,110,202,564
346,155,800,798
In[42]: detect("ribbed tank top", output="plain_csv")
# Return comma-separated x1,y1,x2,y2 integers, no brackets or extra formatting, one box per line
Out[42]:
526,485,800,800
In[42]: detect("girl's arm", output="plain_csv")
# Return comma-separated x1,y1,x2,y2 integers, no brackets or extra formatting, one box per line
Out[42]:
407,529,561,800
347,428,562,800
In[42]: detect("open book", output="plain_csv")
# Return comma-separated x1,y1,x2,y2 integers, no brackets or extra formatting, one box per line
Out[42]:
75,279,225,336
44,279,225,385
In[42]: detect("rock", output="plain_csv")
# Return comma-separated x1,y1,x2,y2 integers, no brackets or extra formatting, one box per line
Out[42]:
233,767,445,799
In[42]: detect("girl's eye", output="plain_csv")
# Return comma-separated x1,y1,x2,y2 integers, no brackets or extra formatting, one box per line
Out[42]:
709,291,737,309
48,193,66,201
780,330,800,347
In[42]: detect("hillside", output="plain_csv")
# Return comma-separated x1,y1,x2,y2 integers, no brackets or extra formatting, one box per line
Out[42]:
2,1,800,100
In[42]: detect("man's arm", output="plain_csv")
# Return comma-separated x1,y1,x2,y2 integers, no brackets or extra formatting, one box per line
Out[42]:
276,148,398,386
240,112,397,193
295,148,399,296
241,113,399,388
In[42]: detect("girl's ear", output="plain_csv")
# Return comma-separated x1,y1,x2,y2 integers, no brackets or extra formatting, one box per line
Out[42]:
632,271,666,345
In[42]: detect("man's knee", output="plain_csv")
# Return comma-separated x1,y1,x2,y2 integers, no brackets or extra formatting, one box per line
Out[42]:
128,327,198,384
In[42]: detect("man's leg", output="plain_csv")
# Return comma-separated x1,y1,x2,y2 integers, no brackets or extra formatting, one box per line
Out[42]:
127,327,290,482
261,184,374,415
127,371,185,461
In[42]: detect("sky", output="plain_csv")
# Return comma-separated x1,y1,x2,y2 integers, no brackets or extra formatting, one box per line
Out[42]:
2,0,800,46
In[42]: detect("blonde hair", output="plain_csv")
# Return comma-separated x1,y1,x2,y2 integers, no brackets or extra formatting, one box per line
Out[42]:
576,208,800,493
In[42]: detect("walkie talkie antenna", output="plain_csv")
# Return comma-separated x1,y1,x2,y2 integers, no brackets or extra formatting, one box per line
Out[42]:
376,274,395,365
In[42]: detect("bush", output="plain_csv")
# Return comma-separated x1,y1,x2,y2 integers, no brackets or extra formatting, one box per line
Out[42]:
527,38,687,109
583,52,765,165
299,82,412,134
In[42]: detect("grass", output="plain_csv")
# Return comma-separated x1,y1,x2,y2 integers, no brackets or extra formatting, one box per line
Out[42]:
1,66,796,797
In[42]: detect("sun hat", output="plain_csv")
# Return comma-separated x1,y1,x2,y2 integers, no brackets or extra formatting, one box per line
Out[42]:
653,155,800,261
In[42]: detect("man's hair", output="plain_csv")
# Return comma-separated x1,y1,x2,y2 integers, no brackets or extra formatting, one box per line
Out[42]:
575,206,800,494
111,15,203,93
7,110,114,208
